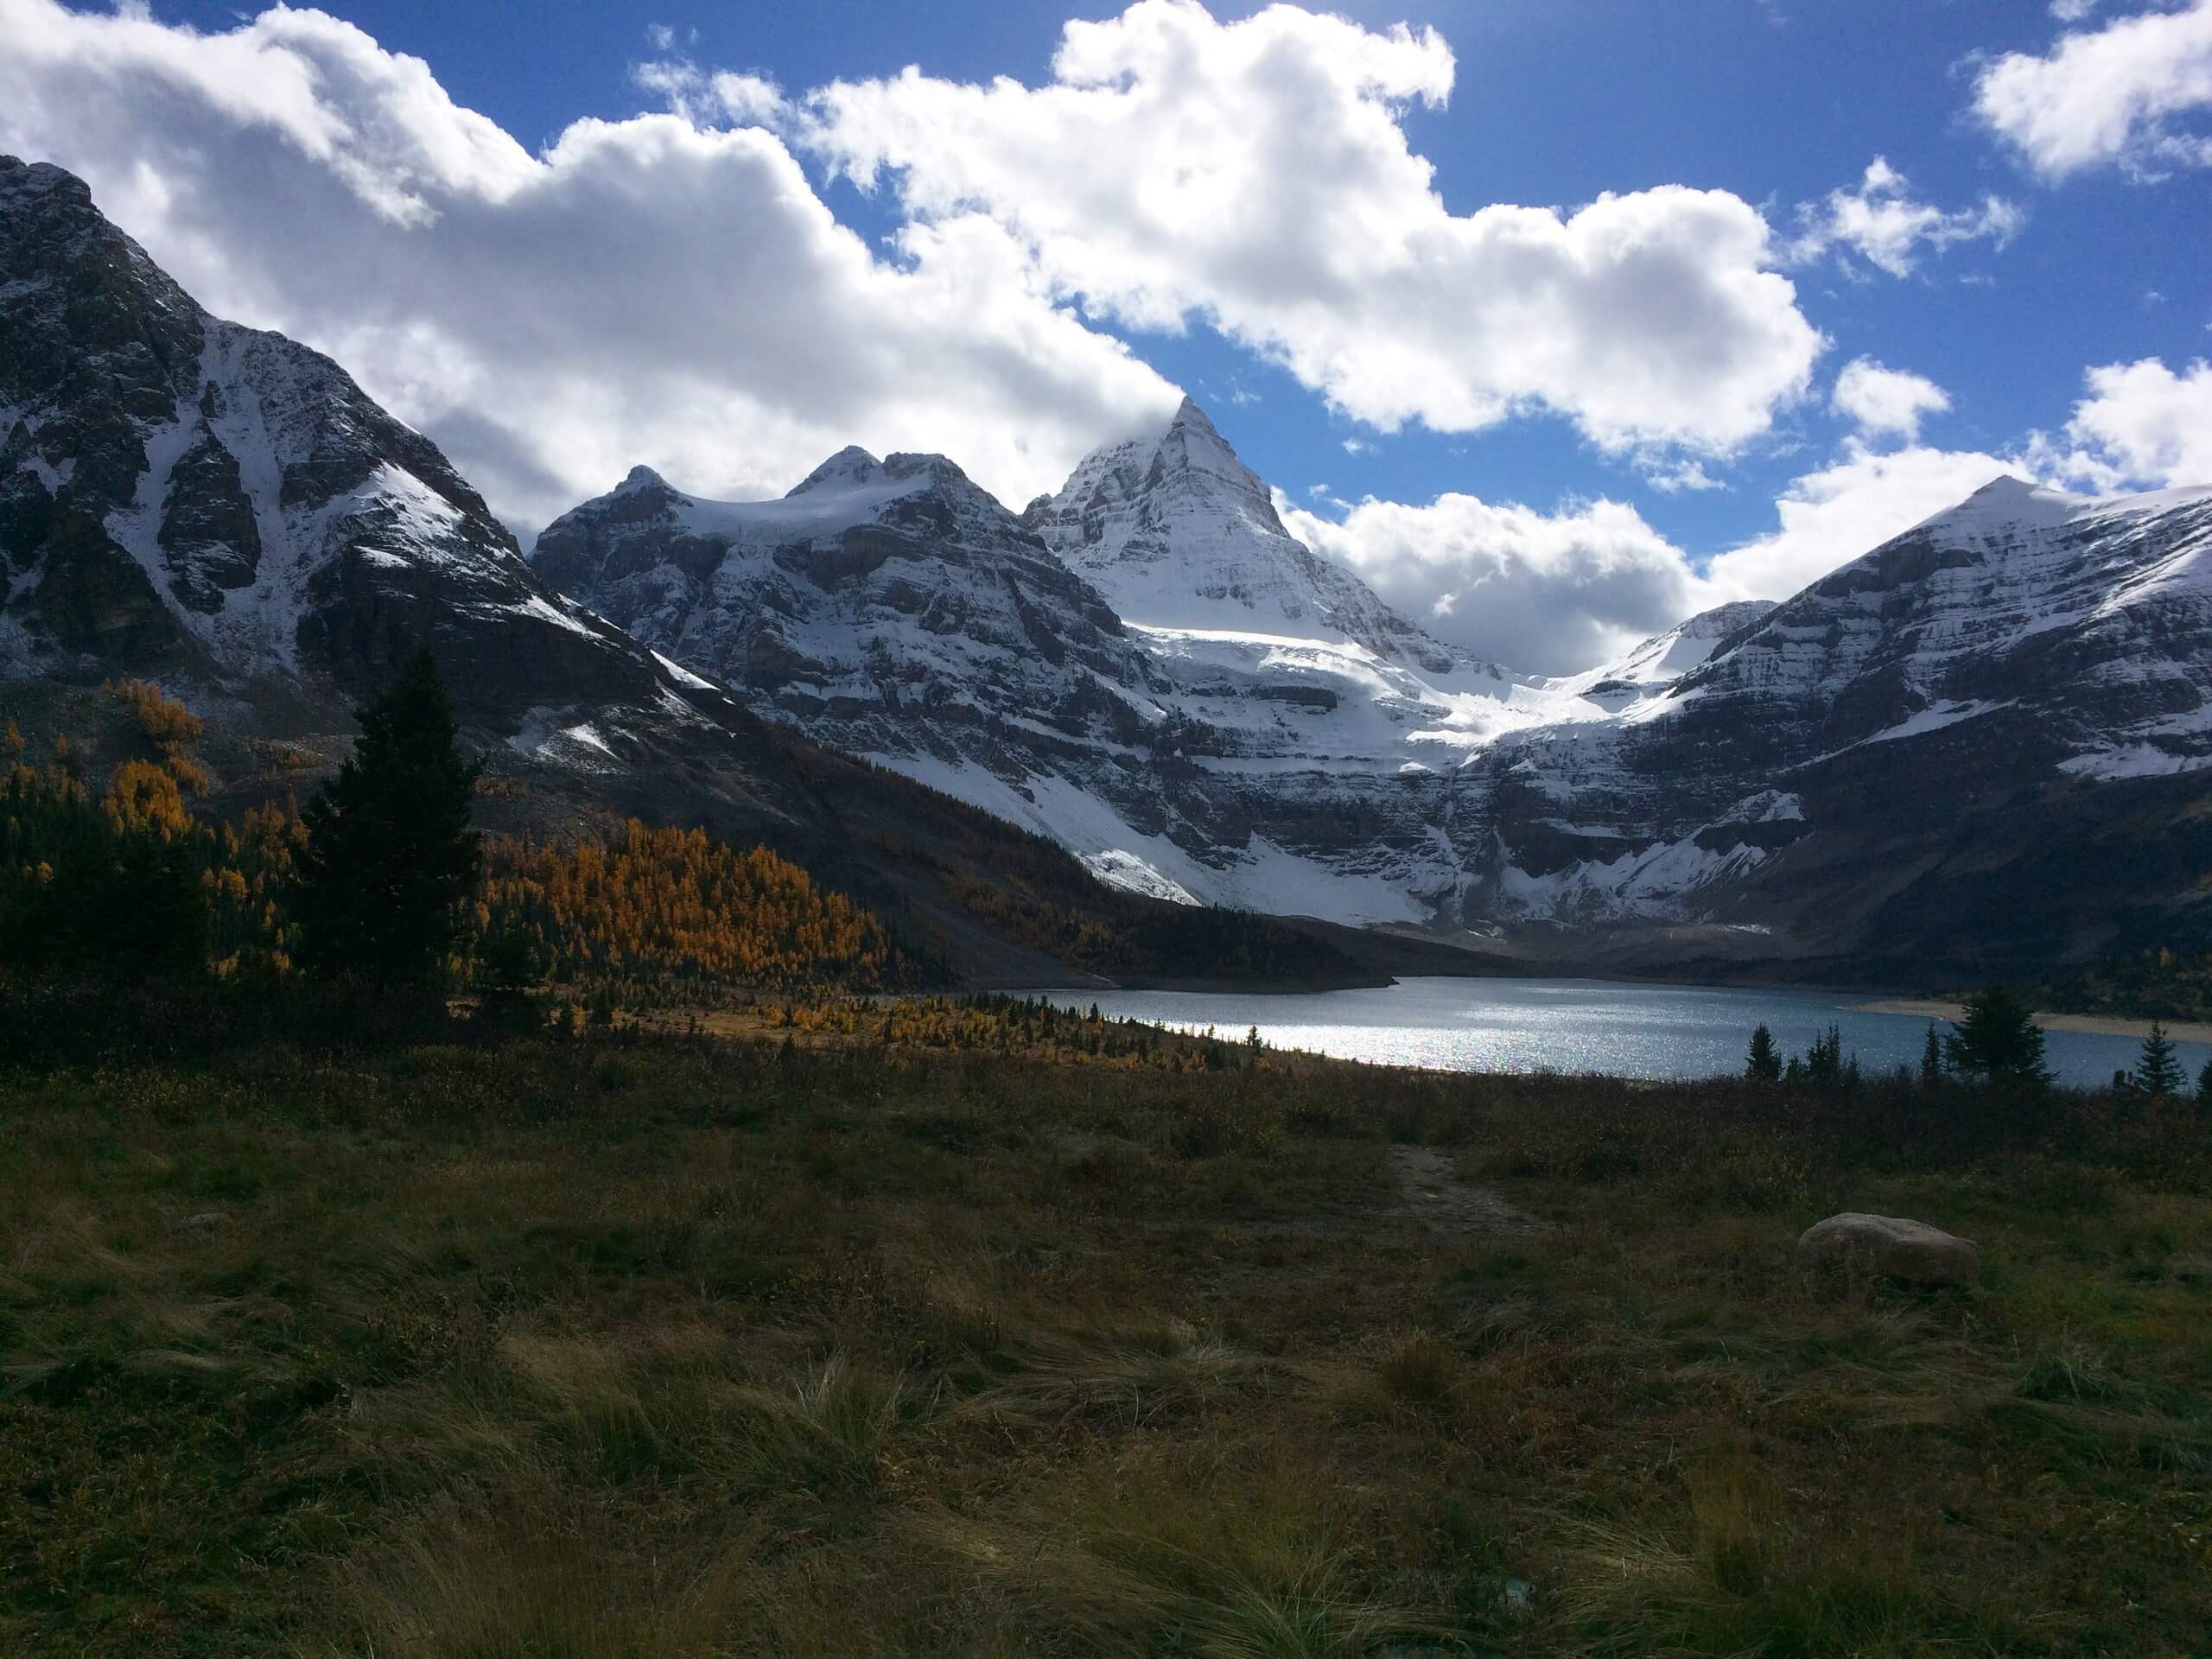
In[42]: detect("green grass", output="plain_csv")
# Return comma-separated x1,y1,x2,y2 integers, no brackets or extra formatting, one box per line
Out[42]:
1,1029,2208,1655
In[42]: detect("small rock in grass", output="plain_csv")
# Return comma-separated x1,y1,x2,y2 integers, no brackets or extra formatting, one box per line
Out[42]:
175,1211,228,1232
1796,1212,1980,1285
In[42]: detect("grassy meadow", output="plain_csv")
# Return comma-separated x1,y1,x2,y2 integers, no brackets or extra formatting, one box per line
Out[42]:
3,1007,2209,1656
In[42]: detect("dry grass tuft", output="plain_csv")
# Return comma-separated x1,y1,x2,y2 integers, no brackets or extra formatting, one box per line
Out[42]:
960,1313,1272,1429
311,1475,753,1659
916,1447,1444,1657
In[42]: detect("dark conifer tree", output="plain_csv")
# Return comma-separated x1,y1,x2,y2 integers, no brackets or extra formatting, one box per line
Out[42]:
2198,1055,2212,1109
1804,1024,1846,1090
1943,986,2050,1088
2133,1020,2184,1097
1921,1025,1944,1086
292,650,480,987
1745,1023,1782,1082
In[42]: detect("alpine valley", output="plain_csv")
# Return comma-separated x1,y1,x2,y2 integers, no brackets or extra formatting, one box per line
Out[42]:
10,156,2212,987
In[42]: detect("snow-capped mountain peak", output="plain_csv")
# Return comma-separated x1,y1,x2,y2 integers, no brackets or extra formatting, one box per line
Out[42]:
1023,397,1469,672
1155,394,1257,492
788,444,885,497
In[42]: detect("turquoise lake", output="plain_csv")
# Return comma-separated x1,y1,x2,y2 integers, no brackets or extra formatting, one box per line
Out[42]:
1042,976,2202,1090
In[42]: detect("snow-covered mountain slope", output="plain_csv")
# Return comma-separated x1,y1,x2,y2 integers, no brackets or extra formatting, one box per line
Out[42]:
1455,477,2212,969
1023,397,1476,674
1553,600,1777,698
532,448,1151,767
537,445,1428,921
0,155,806,829
536,402,1705,925
1663,479,2212,782
528,344,2212,967
0,156,1499,987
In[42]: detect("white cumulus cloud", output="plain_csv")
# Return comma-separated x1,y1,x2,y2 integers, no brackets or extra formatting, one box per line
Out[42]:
797,0,1823,460
1831,359,1953,443
1278,491,1713,673
1702,444,2016,601
1974,0,2212,180
1278,440,2027,672
2027,357,2212,487
0,0,1179,532
1787,157,2023,277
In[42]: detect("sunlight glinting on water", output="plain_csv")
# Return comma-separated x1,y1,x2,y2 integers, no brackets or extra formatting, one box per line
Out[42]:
1046,977,2206,1090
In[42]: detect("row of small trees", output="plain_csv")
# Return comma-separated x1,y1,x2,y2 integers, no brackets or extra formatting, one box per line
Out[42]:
1746,984,2210,1097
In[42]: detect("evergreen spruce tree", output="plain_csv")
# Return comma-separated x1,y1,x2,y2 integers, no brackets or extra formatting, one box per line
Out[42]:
1804,1024,1846,1090
1745,1023,1782,1082
1943,986,2051,1088
2198,1055,2212,1109
292,650,480,987
2133,1020,2185,1097
1921,1025,1944,1086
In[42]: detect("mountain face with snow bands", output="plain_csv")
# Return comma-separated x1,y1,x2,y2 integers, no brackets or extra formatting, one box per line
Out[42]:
544,389,2212,976
0,156,1472,987
1485,479,2212,973
9,153,2210,982
0,154,819,840
539,397,1593,925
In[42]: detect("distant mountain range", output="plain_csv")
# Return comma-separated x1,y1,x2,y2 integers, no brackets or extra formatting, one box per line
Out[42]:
8,154,2211,986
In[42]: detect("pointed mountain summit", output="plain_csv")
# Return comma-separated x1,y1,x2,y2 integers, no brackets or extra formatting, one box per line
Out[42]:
536,417,1554,925
1024,397,1462,671
789,444,886,496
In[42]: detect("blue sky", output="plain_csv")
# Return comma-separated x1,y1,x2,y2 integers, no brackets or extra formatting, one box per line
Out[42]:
5,0,2210,667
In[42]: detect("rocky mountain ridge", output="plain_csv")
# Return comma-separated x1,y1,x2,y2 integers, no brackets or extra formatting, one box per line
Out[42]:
540,407,1613,924
1452,478,2212,973
2,155,1478,989
13,152,2211,983
0,153,800,836
541,403,2212,976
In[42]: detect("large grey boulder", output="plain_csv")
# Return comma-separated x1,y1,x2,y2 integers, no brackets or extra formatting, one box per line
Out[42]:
1796,1213,1980,1285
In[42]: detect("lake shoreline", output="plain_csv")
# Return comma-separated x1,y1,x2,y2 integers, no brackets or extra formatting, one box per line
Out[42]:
1037,977,2212,1089
1849,998,2212,1046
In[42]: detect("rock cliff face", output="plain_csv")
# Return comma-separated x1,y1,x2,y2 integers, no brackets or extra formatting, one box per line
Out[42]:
533,448,1154,768
0,154,796,832
1457,479,2212,974
22,151,2209,979
541,397,2212,972
538,406,1579,924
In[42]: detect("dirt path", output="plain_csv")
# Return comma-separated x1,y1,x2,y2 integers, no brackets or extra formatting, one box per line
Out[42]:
1382,1145,1548,1238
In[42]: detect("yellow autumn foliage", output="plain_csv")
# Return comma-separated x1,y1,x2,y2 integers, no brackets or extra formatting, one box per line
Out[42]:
482,822,902,991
